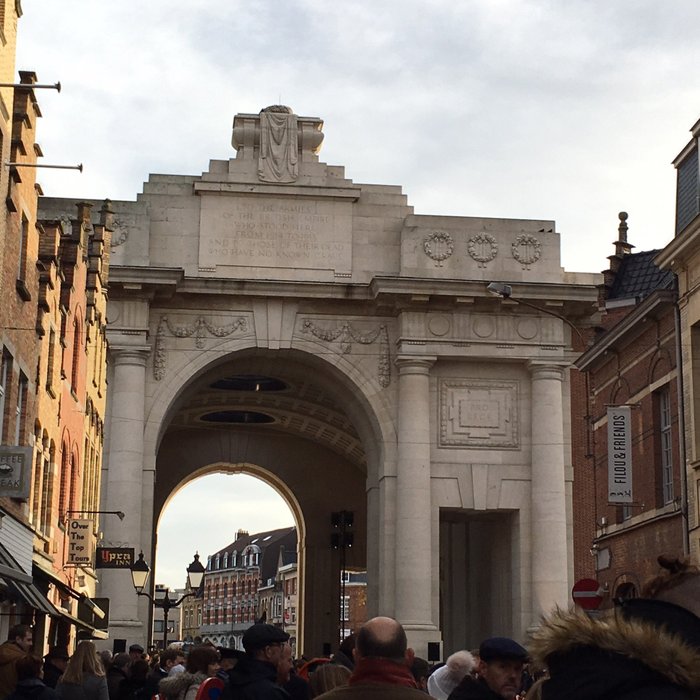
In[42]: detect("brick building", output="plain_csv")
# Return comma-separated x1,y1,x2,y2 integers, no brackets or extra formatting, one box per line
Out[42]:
0,3,112,651
573,213,684,600
200,526,296,649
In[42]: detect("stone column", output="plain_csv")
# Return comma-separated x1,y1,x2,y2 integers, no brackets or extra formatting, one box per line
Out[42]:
528,361,570,620
100,345,150,643
395,356,438,654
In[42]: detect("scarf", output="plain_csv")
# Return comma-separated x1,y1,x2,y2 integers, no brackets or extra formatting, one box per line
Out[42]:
349,657,418,688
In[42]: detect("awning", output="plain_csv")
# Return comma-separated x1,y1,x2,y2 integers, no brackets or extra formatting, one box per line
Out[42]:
57,608,109,640
0,543,59,617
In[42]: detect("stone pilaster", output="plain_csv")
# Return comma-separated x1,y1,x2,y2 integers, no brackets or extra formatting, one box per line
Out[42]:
100,345,150,640
528,361,570,620
395,356,438,651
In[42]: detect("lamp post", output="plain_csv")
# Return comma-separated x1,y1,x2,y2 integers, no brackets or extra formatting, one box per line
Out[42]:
130,552,205,649
331,511,354,642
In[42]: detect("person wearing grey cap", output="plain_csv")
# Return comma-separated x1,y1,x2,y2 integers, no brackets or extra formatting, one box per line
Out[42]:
223,623,290,700
447,638,528,700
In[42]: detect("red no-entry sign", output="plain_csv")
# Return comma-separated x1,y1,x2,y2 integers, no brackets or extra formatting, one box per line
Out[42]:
572,578,604,610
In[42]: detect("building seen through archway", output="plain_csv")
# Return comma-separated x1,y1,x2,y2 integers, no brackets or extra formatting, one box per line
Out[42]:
39,106,600,656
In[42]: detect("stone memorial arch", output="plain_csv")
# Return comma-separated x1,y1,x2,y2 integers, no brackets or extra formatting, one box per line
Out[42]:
40,106,599,656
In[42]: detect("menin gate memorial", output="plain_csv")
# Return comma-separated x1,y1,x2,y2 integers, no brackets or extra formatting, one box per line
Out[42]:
40,106,599,655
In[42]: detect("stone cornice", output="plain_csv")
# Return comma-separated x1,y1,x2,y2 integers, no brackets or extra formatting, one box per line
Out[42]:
193,181,360,201
108,266,600,313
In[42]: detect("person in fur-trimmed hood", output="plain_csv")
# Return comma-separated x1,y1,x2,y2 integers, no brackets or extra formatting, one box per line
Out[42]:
158,646,220,700
529,555,700,699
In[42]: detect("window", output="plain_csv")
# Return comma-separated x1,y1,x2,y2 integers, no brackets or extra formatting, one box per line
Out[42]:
659,386,674,504
14,372,27,444
0,351,11,442
46,329,56,393
71,317,82,392
16,215,30,300
341,595,349,622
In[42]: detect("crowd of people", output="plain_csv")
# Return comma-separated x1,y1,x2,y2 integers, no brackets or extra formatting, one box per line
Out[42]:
0,555,699,700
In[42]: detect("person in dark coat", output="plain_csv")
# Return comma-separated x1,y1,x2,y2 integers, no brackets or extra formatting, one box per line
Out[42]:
6,655,56,700
0,624,33,700
225,623,291,700
107,655,130,700
42,650,69,691
448,638,527,700
530,555,700,699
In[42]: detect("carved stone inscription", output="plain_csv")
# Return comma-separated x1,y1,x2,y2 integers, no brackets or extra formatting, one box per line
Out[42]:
199,195,352,272
440,379,519,449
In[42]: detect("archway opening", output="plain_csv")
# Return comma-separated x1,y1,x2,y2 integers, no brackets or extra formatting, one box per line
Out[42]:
151,352,374,655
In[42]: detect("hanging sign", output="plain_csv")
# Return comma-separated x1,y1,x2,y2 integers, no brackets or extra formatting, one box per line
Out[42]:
607,406,632,503
0,446,32,499
95,547,134,569
67,519,96,567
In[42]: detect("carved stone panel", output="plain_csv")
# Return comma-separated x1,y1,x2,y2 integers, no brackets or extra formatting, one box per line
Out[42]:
440,379,519,449
198,194,352,275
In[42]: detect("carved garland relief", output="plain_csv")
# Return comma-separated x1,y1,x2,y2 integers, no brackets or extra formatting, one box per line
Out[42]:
439,378,520,449
301,319,391,387
154,315,248,380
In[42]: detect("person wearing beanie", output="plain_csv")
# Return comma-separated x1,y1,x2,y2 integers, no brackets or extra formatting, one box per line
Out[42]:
427,651,476,699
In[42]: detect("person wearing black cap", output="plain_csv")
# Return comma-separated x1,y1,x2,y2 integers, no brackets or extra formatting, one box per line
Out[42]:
43,649,69,690
224,623,290,700
447,638,528,700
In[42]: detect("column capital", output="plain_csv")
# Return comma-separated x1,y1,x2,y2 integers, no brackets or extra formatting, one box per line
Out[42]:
527,360,568,381
109,345,151,367
395,355,437,376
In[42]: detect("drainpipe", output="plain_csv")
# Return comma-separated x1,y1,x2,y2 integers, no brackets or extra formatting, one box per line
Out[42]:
673,278,690,556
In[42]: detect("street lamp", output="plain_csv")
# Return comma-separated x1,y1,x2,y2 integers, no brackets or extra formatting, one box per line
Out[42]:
130,552,205,648
331,511,354,643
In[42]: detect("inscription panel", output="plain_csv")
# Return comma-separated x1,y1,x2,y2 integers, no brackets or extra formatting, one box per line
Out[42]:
440,379,520,449
199,195,352,273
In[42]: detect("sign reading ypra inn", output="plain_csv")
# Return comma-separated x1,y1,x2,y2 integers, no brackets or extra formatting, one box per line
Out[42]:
607,406,632,504
0,446,32,499
95,547,134,569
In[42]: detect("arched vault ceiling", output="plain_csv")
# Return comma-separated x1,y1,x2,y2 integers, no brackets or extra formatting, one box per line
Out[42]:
165,354,367,470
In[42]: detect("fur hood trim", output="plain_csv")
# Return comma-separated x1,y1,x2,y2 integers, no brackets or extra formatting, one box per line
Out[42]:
159,671,206,698
530,607,700,690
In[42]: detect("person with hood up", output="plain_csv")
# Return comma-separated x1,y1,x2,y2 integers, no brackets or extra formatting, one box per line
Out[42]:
158,645,220,700
56,641,108,700
0,625,33,700
529,554,700,699
6,655,56,700
224,623,290,700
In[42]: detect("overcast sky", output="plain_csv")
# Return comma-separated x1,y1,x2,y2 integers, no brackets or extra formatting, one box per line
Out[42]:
14,2,700,586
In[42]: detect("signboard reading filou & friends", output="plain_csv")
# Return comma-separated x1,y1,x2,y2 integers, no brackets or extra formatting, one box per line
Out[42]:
607,405,632,503
67,519,96,567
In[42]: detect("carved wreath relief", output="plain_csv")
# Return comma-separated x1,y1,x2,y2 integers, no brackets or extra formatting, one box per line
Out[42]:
301,319,391,387
154,315,248,380
423,231,454,267
467,233,498,268
511,234,541,270
439,378,520,449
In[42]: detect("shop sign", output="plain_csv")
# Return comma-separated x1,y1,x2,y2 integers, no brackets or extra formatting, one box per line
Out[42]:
607,406,632,503
67,519,95,567
95,547,134,569
0,446,32,499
